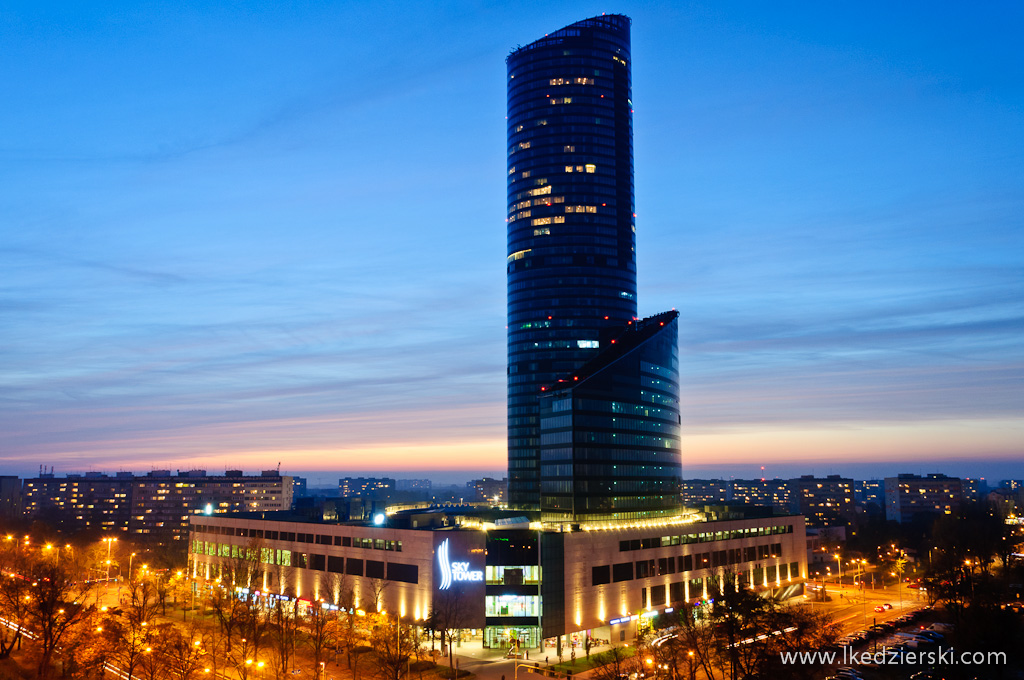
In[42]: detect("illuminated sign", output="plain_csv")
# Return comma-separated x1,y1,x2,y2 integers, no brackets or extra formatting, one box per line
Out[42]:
437,538,483,589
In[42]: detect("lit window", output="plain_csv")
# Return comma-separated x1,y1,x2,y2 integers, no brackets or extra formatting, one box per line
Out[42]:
563,145,575,152
550,97,572,105
585,164,596,173
553,216,565,223
532,217,552,226
521,171,531,178
507,249,531,262
533,228,550,236
577,340,599,349
515,125,523,132
574,77,594,85
519,141,531,150
527,185,552,197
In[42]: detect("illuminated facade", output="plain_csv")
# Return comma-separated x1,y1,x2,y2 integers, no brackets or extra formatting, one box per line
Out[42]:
506,14,681,515
188,510,807,649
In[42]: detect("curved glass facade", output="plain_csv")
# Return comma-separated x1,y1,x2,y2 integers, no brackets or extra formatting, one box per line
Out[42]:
538,312,683,522
507,15,638,509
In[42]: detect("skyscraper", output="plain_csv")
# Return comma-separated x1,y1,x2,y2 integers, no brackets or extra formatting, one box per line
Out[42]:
506,15,682,518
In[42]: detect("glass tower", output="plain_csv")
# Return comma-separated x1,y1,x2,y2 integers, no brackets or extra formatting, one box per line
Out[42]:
507,15,681,516
506,15,638,511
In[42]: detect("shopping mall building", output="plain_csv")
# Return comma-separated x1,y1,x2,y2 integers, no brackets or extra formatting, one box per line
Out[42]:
188,508,806,650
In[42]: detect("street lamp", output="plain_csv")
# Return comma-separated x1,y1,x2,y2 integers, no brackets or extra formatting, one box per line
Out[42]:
102,537,118,581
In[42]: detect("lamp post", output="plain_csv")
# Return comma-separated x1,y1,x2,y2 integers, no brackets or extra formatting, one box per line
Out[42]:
102,537,117,581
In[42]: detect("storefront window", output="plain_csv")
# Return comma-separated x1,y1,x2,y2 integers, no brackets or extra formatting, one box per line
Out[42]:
485,595,541,617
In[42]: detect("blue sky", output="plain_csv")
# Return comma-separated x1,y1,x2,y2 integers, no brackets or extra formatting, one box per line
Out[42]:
1,1,1021,484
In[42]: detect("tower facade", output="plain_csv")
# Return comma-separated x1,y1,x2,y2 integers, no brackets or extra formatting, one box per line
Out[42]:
506,15,681,516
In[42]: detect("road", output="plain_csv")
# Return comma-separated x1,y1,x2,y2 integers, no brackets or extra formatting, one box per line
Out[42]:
804,580,929,634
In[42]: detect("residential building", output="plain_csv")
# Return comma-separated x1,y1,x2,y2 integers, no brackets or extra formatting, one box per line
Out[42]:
338,477,395,498
0,476,23,521
22,469,292,540
467,478,507,504
732,479,794,513
680,480,730,506
884,473,963,524
791,475,855,527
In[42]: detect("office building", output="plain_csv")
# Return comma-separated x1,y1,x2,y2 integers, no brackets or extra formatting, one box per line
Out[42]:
190,508,806,650
184,14,812,654
884,473,963,524
506,14,681,516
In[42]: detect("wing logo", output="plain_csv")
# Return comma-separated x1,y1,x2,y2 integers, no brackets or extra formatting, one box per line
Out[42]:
438,538,453,590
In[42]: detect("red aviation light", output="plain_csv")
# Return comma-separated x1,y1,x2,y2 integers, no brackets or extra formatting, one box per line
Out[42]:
573,376,578,381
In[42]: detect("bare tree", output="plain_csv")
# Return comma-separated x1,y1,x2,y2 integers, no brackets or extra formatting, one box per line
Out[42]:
370,613,418,680
303,598,340,680
160,621,211,680
25,553,96,679
429,588,471,677
0,541,31,658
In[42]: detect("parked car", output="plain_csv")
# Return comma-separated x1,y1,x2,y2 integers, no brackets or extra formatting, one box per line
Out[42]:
874,605,886,612
882,603,893,610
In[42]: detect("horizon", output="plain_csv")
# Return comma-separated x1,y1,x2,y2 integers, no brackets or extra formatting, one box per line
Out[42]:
1,2,1021,476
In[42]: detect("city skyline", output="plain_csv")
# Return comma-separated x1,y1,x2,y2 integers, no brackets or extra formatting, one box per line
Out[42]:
2,2,1021,480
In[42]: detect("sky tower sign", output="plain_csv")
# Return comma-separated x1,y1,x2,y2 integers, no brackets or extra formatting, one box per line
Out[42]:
437,537,483,589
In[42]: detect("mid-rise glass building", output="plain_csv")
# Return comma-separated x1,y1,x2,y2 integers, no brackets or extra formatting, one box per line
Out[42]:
506,15,681,515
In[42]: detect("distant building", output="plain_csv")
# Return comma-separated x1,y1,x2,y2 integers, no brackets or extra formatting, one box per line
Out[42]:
23,471,135,533
292,476,308,498
467,477,507,504
338,477,395,498
960,477,985,501
680,479,730,506
791,475,855,527
884,473,962,524
999,479,1023,492
731,479,794,512
0,476,22,521
396,479,432,492
854,480,883,506
22,469,292,540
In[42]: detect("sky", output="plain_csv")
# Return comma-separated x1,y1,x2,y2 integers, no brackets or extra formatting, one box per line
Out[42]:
1,1,1022,486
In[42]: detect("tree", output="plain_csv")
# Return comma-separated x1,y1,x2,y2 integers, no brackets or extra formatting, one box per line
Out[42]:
369,613,418,680
160,621,210,680
303,599,339,680
590,645,641,680
429,588,471,677
24,552,97,679
271,596,299,677
0,540,31,658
